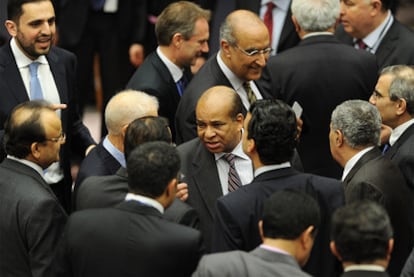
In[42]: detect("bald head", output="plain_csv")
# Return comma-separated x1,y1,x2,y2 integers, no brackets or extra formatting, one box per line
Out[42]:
105,90,159,135
197,86,243,119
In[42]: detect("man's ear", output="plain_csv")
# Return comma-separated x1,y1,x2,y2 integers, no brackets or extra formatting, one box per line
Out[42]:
165,177,178,198
221,40,231,58
335,129,344,147
236,113,244,130
291,15,301,33
395,98,407,116
5,20,17,37
172,32,184,49
258,220,264,242
300,226,315,250
330,241,343,261
30,142,41,160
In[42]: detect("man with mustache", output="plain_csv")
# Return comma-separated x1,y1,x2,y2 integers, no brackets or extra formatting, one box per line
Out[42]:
0,0,96,212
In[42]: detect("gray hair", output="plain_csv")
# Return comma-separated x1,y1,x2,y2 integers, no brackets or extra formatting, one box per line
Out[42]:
381,65,414,115
105,90,159,135
219,10,264,45
291,0,340,32
331,100,381,148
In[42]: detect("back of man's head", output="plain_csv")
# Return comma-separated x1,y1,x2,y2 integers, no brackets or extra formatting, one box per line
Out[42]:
331,200,393,264
291,0,340,32
262,189,321,240
381,65,414,116
127,141,180,198
105,90,159,136
4,100,52,159
247,99,297,164
124,116,171,161
331,100,381,149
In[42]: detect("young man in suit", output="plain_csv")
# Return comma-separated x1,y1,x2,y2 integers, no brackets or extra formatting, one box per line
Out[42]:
0,101,67,277
331,201,394,277
262,0,378,179
75,116,198,228
0,0,96,212
175,9,276,144
75,90,159,190
212,99,344,277
329,99,414,277
369,65,414,192
335,0,414,69
193,190,320,277
54,141,203,277
126,1,210,142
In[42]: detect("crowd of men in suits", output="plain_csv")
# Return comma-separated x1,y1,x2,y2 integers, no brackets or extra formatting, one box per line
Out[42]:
2,0,414,276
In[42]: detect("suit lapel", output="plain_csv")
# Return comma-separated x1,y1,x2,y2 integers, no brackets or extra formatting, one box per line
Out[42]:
47,48,68,103
376,21,398,69
152,52,182,104
385,124,414,159
343,148,380,184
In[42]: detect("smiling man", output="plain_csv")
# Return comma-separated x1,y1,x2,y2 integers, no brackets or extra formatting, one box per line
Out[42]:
177,86,253,251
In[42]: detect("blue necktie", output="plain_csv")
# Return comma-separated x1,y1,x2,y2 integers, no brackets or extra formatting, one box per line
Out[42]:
382,143,391,154
29,62,44,100
176,76,187,97
91,0,105,10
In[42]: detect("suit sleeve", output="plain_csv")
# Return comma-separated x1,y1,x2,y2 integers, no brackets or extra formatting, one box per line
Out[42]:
401,247,414,277
345,181,385,205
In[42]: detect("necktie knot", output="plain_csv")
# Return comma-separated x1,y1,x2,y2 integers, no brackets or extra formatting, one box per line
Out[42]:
355,39,367,50
29,61,43,100
222,153,236,165
29,62,39,77
243,81,257,105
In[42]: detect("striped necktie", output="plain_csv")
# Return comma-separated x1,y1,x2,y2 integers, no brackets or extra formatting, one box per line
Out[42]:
222,153,242,192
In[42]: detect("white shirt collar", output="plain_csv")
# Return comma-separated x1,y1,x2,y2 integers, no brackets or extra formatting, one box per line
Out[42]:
255,162,291,177
156,47,183,82
390,118,414,146
342,146,375,181
344,264,386,272
216,52,245,91
102,136,125,168
124,192,164,214
7,155,44,179
261,0,290,11
303,32,334,39
10,37,48,68
214,139,249,161
357,11,393,53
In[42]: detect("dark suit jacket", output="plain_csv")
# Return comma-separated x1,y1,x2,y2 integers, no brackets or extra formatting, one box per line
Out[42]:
193,246,311,277
54,201,203,277
76,167,199,228
341,270,390,277
74,141,121,195
261,34,378,178
212,167,344,277
175,53,275,144
208,0,300,56
0,43,96,207
126,51,192,141
384,124,414,191
0,158,67,277
335,20,414,70
343,148,414,277
401,246,414,277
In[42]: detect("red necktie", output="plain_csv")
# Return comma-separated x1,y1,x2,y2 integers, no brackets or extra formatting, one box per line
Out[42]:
355,39,367,50
263,2,275,43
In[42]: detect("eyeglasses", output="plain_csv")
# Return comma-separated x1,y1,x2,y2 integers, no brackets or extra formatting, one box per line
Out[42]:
371,90,384,99
44,132,65,143
233,43,273,57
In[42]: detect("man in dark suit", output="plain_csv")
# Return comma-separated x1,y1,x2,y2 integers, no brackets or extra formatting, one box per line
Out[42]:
0,0,96,212
261,0,378,179
177,86,253,249
75,90,158,190
369,65,414,193
329,99,414,277
54,141,203,277
211,99,344,277
335,0,414,70
175,9,276,144
331,201,393,277
126,1,210,141
56,0,146,132
0,101,67,277
76,116,198,228
208,0,300,56
193,190,319,277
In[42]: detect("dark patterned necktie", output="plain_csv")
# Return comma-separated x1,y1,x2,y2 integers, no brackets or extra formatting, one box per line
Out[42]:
355,39,367,50
222,153,242,192
243,81,257,105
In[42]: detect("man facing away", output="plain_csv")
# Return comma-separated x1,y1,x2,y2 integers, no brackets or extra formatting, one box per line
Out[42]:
54,141,204,277
192,189,320,277
331,201,394,277
0,101,67,277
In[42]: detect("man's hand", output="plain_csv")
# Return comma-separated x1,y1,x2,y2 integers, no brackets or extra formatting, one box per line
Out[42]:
129,43,144,67
176,182,189,201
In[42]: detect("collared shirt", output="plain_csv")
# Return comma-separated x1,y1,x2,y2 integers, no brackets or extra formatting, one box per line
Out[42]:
156,47,184,83
254,162,291,178
344,264,386,272
303,32,334,39
260,0,290,55
215,140,253,195
10,38,63,184
342,146,375,181
389,118,414,146
102,136,125,168
216,53,263,110
260,244,291,256
354,11,393,54
7,155,44,179
124,192,164,214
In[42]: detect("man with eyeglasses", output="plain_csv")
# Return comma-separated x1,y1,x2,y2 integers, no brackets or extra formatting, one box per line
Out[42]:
175,9,277,144
0,100,67,277
260,0,378,179
370,65,414,193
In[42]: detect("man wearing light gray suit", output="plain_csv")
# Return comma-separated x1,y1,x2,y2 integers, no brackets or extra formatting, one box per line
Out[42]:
192,189,319,277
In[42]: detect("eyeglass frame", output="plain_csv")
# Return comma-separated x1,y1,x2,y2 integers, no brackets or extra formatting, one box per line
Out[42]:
44,132,66,143
371,89,400,102
232,43,273,57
